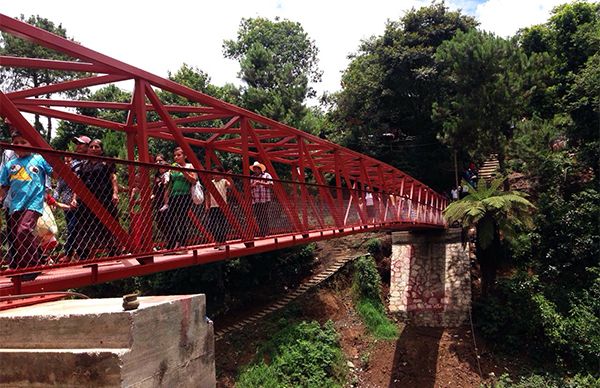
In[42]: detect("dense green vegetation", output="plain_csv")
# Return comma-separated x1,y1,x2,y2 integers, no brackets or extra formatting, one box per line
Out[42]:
492,372,600,388
352,255,398,340
471,2,599,376
444,178,535,296
236,320,346,388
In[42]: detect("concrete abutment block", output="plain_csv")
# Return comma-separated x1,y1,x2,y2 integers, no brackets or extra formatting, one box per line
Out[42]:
0,294,215,387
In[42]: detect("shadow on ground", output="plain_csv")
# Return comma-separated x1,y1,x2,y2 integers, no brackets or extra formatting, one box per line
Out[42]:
389,326,443,388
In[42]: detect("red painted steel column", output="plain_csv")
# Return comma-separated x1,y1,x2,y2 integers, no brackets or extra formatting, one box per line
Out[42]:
134,79,153,251
296,138,309,231
240,118,258,240
299,139,343,228
246,125,303,232
334,151,343,224
408,181,415,222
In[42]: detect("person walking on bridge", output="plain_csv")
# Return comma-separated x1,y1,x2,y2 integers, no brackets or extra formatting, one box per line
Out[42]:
76,139,119,259
250,161,273,237
167,147,197,250
0,129,52,268
55,135,90,262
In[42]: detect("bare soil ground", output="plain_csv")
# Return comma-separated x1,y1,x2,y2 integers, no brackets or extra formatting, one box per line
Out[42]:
215,234,521,387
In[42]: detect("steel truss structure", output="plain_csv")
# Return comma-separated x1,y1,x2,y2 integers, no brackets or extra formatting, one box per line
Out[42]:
0,14,445,300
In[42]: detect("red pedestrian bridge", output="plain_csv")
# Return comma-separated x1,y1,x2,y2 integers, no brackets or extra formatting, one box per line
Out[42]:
0,14,446,303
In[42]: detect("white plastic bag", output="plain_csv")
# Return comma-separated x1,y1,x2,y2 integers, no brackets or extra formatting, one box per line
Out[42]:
37,202,58,251
191,181,204,205
37,202,58,236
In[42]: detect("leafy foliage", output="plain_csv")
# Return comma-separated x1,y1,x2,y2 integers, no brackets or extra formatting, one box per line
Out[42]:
0,14,84,139
444,177,534,249
352,255,383,303
224,17,321,128
519,1,600,172
444,177,535,295
237,320,346,388
433,29,549,174
355,298,398,340
475,270,600,371
492,372,600,388
352,255,398,339
365,238,382,256
328,3,477,189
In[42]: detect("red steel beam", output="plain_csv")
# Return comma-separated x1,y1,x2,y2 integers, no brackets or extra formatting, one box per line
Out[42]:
0,55,123,74
6,74,129,100
0,13,440,198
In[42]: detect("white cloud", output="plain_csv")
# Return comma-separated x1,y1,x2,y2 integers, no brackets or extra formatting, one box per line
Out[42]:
0,0,572,103
475,0,567,37
0,0,427,101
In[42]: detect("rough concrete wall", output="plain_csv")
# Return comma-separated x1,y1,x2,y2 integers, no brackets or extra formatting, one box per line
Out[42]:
0,295,215,388
389,230,471,327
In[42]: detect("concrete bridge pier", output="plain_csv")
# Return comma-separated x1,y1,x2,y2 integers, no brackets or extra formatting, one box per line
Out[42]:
0,294,215,387
389,229,471,327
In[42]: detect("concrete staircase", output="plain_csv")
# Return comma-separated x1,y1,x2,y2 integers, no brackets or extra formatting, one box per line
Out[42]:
478,154,500,181
215,250,360,341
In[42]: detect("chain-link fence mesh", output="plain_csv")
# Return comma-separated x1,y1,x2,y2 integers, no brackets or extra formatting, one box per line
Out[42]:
0,144,444,275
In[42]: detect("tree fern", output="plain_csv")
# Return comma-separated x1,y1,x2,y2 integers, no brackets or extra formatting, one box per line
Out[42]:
443,176,536,292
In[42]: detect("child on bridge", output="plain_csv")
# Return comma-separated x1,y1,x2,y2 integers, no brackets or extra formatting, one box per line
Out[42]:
0,129,52,268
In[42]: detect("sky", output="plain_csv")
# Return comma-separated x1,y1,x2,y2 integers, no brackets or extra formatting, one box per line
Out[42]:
0,0,571,103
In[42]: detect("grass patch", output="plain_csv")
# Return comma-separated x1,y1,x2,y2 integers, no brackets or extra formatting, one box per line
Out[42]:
237,320,347,388
353,255,399,340
356,298,399,339
365,237,382,256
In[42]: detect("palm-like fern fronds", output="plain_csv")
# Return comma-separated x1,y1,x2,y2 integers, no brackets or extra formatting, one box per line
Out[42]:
443,176,536,248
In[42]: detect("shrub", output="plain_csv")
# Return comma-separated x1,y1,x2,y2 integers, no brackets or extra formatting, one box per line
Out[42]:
352,255,398,339
475,270,600,372
237,320,347,388
365,238,382,256
352,255,383,303
492,372,600,388
355,298,398,339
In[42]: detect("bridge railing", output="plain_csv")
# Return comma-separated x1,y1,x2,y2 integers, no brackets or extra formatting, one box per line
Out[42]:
0,144,445,275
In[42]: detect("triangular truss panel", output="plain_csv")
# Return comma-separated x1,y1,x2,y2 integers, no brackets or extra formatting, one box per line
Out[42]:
0,13,444,199
0,14,447,297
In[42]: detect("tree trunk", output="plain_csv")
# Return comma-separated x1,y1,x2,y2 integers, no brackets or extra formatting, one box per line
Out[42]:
46,93,52,141
476,223,502,297
31,75,48,137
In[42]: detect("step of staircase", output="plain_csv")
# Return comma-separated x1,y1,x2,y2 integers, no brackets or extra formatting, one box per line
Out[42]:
478,155,500,180
215,253,362,341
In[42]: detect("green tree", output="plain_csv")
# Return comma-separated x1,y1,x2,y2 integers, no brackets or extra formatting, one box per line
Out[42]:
0,14,83,140
160,63,239,105
433,30,548,184
152,63,244,167
518,1,600,173
329,3,477,189
223,17,321,127
443,177,535,295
